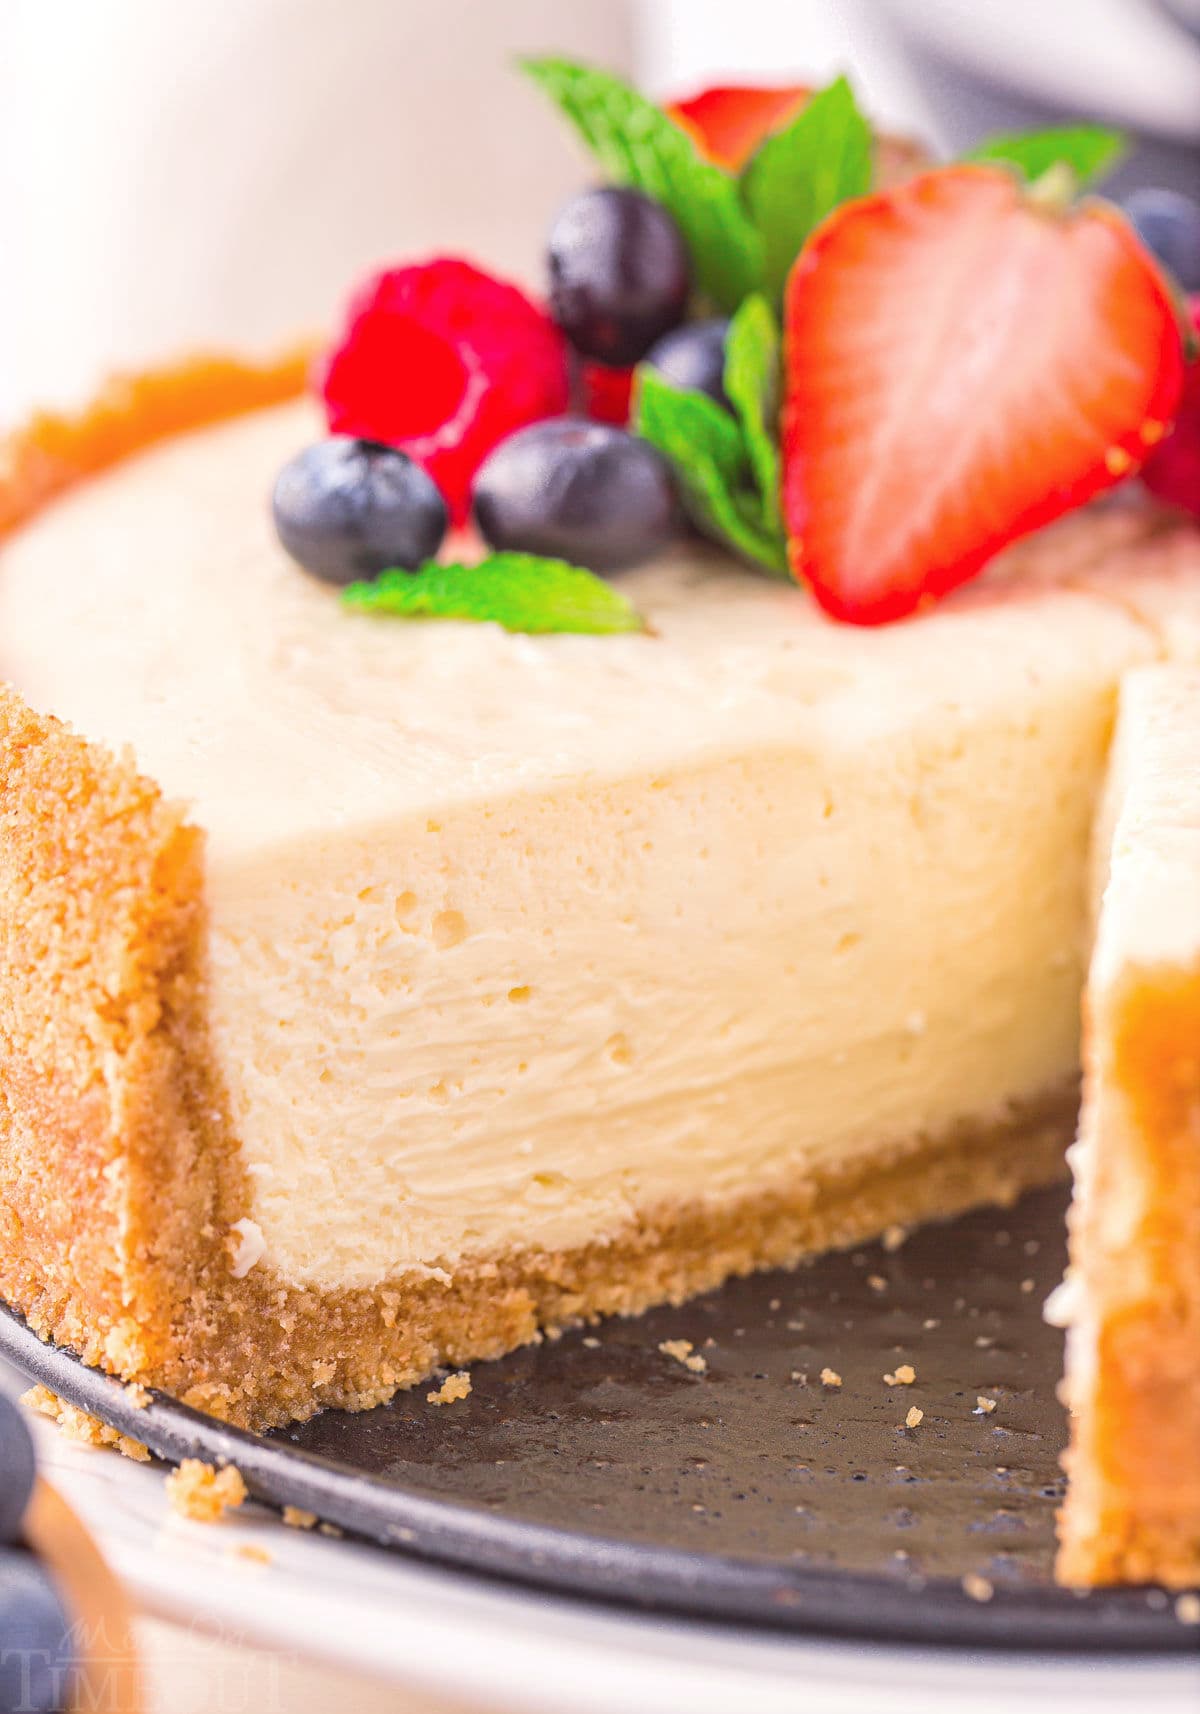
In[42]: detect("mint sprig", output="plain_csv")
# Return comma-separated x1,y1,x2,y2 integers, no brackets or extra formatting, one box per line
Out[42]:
966,124,1126,189
342,554,646,635
740,77,873,305
521,57,762,311
723,293,783,536
635,359,787,577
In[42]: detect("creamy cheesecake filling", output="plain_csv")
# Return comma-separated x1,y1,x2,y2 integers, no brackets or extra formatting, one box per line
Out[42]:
209,714,1103,1290
2,399,1194,1293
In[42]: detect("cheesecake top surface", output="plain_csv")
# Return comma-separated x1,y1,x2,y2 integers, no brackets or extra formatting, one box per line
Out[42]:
1,396,1198,863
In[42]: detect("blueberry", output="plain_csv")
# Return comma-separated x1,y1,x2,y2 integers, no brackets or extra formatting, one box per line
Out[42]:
473,418,678,572
272,438,447,585
547,187,691,367
644,319,731,409
0,1553,73,1714
1120,188,1200,293
0,1393,36,1541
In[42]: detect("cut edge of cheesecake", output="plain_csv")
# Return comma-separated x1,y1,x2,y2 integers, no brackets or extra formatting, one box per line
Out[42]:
1055,664,1200,1590
0,684,1074,1427
0,353,1087,1431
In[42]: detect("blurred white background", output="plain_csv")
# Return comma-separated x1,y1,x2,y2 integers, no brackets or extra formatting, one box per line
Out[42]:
0,0,631,421
0,0,1196,424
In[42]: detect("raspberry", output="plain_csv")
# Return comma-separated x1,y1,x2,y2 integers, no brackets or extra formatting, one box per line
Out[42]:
1140,298,1200,521
576,360,634,427
319,258,570,524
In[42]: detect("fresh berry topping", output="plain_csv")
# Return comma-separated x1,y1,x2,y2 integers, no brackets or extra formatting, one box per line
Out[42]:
473,418,678,572
1120,188,1200,293
319,259,569,525
547,187,691,367
577,360,635,426
1141,298,1200,519
644,319,730,409
782,165,1186,625
666,84,811,170
273,437,447,585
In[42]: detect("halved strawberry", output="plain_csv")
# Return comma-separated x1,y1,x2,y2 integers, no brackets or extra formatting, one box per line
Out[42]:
665,84,811,171
666,83,930,187
783,166,1186,624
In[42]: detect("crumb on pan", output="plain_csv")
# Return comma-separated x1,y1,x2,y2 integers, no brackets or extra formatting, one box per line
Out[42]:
905,1405,924,1429
884,1364,916,1387
123,1383,151,1410
318,1522,343,1538
282,1505,318,1531
867,1275,888,1293
819,1367,842,1388
882,1224,908,1253
975,1395,997,1414
234,1543,271,1565
21,1384,150,1463
427,1371,472,1406
1175,1594,1200,1626
165,1458,247,1523
658,1339,707,1374
962,1573,994,1602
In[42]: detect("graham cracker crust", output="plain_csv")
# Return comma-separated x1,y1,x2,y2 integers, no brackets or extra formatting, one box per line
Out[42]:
1056,970,1200,1590
0,349,310,543
0,680,1076,1431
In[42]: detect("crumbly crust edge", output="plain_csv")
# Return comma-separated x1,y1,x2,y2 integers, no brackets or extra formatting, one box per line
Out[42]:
1056,968,1200,1590
0,684,248,1385
0,349,311,544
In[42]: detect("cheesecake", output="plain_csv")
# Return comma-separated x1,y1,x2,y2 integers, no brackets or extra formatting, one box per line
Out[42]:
1,357,1199,1447
2,47,1199,1594
1054,666,1200,1589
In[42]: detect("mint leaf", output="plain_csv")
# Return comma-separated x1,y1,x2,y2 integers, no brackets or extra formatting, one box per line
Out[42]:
342,554,645,635
723,294,782,535
740,76,872,305
967,125,1126,188
522,57,762,311
634,367,788,576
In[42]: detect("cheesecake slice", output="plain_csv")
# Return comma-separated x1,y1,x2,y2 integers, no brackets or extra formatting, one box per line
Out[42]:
0,362,1197,1439
1055,666,1200,1588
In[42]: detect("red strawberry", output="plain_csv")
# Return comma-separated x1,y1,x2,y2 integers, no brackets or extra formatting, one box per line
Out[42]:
783,166,1186,625
666,84,929,188
666,84,811,171
1140,297,1200,520
319,258,569,525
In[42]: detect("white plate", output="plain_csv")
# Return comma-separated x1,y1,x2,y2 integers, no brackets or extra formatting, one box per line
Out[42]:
4,1361,1196,1714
